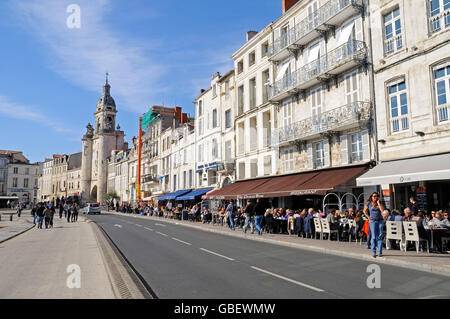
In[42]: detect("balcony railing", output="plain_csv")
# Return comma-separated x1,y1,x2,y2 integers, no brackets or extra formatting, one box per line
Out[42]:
142,174,158,184
272,101,371,146
437,103,449,123
384,34,403,55
391,114,409,133
269,40,366,101
268,0,363,60
429,8,450,33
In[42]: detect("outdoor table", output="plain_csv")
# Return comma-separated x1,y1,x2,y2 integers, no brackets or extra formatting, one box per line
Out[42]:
273,218,288,234
427,227,450,252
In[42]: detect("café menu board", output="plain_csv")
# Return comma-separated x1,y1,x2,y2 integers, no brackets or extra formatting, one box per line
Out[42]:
416,187,427,211
382,189,391,210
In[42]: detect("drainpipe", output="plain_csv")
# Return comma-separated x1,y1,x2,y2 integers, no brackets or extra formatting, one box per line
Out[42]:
366,0,379,166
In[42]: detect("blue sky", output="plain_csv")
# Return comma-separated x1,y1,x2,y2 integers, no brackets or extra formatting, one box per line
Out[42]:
0,0,281,163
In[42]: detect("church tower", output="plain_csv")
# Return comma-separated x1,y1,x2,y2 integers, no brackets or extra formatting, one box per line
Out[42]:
81,74,125,203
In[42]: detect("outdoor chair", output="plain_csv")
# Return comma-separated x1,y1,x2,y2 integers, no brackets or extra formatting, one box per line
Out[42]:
347,219,357,242
403,221,429,253
313,218,323,240
321,218,339,241
386,221,405,251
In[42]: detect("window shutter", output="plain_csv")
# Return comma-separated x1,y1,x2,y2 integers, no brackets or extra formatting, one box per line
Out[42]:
324,139,330,167
340,134,349,165
307,143,313,169
274,28,281,41
362,130,370,161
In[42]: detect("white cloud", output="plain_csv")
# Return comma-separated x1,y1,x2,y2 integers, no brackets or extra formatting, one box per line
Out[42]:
0,95,76,134
10,0,166,113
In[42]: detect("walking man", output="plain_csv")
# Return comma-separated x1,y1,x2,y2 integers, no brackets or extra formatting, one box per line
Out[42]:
31,204,37,225
36,203,45,229
67,204,73,223
226,200,235,230
243,200,255,234
254,199,265,236
64,202,69,219
44,205,52,229
71,203,79,222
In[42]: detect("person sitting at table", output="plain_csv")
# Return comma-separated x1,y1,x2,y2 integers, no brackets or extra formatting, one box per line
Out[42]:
287,209,296,235
327,209,341,240
402,208,414,222
443,211,449,223
432,211,450,229
295,209,306,237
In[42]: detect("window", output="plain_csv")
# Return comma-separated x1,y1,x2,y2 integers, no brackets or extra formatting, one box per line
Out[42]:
262,69,270,103
345,71,359,104
238,85,244,115
212,84,217,97
314,141,324,168
384,8,403,55
225,110,231,129
183,171,187,189
225,141,232,162
173,174,177,191
238,60,244,74
350,133,363,163
311,87,322,127
212,139,218,159
434,63,450,123
0,159,6,167
262,42,269,57
13,167,18,174
225,81,230,95
264,156,272,175
282,100,293,128
25,168,29,175
198,144,203,162
212,109,218,128
198,100,203,116
13,177,18,188
283,148,295,172
249,78,256,109
428,0,450,33
24,178,29,188
189,170,193,187
249,51,256,66
388,80,409,133
198,118,203,136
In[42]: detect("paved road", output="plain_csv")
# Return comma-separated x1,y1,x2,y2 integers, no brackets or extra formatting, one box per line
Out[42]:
88,213,450,299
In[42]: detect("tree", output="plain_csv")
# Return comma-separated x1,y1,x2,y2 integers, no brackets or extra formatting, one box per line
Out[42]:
104,191,120,209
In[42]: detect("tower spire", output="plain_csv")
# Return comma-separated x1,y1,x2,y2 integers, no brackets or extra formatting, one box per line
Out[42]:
105,72,109,86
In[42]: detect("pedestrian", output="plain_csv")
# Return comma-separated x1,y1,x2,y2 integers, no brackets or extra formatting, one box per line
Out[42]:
36,203,45,229
363,192,385,258
44,206,52,229
254,199,265,236
59,202,64,219
64,202,69,218
226,200,235,230
71,203,79,222
243,200,255,234
67,204,72,223
49,206,55,228
408,197,419,215
31,204,37,225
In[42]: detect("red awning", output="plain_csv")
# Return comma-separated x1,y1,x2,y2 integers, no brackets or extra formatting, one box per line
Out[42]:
203,165,368,200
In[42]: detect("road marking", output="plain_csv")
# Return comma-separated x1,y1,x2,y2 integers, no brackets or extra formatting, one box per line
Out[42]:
155,223,166,227
199,248,235,261
172,237,192,246
156,231,168,237
144,227,154,231
135,224,143,227
114,224,122,228
250,266,325,293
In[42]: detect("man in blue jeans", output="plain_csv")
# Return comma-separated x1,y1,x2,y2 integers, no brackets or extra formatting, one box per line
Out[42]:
243,200,255,234
254,199,265,236
226,200,235,230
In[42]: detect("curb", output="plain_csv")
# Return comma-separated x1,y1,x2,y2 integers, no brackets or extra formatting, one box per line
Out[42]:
0,221,36,244
87,217,155,299
111,212,450,278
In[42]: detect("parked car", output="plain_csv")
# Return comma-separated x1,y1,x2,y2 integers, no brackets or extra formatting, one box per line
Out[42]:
84,203,101,215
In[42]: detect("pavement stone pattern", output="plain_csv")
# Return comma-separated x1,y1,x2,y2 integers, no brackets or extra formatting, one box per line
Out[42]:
109,212,450,277
0,211,116,299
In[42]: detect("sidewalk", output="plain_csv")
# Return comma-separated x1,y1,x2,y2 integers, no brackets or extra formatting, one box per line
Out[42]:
0,214,35,244
0,212,141,299
112,212,450,277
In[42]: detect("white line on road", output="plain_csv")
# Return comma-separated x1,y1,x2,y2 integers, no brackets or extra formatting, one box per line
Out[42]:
172,237,192,246
250,266,325,293
156,231,168,237
144,227,154,231
155,223,166,227
199,248,235,261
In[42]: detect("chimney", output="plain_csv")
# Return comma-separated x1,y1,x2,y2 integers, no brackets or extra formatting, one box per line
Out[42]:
123,142,129,150
282,0,300,13
200,89,206,94
246,31,258,42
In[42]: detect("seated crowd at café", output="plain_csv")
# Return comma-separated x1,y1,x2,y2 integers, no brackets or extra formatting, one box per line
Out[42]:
117,197,450,253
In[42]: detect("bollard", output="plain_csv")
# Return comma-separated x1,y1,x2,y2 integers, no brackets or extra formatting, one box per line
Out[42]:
10,215,13,222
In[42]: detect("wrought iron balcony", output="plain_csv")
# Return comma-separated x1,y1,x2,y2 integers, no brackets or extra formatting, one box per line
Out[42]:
268,0,364,61
217,162,235,173
269,40,366,102
272,101,371,146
